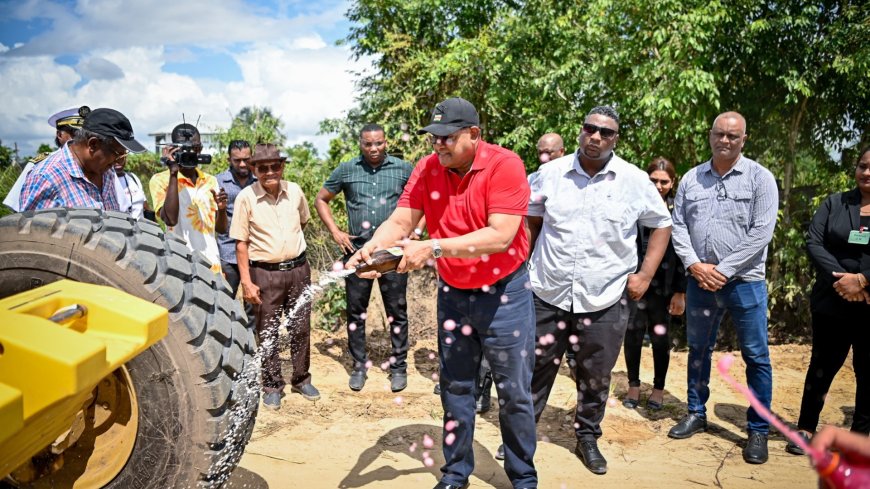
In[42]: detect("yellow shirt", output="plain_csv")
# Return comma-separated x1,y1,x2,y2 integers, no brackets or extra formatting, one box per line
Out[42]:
150,168,222,273
229,181,310,263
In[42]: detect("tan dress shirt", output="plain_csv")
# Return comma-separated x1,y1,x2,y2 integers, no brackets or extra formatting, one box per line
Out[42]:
229,181,310,263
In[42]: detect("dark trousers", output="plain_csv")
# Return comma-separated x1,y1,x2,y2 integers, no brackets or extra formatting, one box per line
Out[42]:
437,268,537,488
531,292,629,440
798,308,870,434
345,271,409,373
250,262,312,393
222,260,255,325
624,291,672,390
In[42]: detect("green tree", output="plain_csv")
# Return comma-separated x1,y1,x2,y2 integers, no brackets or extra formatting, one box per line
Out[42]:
0,140,14,167
210,106,288,173
339,0,870,339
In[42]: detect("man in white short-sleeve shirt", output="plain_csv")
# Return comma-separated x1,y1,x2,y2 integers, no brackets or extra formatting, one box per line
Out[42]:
525,105,672,475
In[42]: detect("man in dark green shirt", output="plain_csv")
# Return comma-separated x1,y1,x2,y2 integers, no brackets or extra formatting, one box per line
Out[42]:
315,123,415,392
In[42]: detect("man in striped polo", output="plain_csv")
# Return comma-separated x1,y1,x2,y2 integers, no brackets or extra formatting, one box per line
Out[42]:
314,124,414,392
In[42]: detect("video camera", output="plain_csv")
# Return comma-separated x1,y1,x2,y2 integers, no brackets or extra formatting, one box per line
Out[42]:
164,124,212,168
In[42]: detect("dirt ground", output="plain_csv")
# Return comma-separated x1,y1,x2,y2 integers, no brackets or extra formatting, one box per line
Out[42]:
226,273,857,489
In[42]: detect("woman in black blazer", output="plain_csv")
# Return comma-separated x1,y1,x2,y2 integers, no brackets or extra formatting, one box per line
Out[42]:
622,157,686,410
788,146,870,454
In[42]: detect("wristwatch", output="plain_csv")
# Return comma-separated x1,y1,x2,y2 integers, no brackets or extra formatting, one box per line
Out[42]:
431,239,443,259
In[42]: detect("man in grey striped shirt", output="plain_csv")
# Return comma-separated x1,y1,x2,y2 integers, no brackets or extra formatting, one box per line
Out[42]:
315,124,414,393
668,112,779,465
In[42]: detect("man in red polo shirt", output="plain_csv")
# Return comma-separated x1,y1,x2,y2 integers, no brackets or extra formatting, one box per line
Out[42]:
348,97,537,489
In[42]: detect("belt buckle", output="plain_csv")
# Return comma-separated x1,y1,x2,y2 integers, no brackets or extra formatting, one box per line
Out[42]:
278,261,294,271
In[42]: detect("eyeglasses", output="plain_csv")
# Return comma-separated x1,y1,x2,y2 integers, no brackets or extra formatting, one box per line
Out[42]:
255,162,283,174
582,123,618,140
711,130,743,142
716,180,728,201
104,142,128,162
427,129,468,146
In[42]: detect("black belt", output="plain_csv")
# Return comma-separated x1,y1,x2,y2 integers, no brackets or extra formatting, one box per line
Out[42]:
250,252,307,271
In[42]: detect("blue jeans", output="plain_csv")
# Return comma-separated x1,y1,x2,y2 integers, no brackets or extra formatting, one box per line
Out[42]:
437,268,537,488
686,277,772,434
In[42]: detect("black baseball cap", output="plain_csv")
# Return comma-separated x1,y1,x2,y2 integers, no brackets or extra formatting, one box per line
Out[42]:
417,97,480,136
82,108,147,153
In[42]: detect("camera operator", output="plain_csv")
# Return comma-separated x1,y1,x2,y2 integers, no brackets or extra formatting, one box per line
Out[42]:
149,123,227,274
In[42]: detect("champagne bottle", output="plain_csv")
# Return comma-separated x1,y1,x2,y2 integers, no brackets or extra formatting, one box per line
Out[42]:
816,450,870,489
355,247,404,275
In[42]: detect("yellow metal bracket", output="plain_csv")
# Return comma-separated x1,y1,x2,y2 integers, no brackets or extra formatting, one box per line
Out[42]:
0,280,168,477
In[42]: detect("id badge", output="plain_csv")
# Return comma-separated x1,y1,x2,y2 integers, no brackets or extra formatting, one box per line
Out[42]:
848,230,870,245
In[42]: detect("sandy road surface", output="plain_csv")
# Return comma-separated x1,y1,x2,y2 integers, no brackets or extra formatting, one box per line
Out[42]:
227,327,855,489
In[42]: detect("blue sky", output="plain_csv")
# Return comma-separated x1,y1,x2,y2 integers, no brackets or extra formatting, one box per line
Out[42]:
0,0,365,156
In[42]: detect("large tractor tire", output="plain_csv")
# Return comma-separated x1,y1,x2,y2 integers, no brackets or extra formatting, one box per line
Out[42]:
0,209,259,488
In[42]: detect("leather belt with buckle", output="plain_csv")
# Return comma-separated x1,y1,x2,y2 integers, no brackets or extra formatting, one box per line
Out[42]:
251,252,307,272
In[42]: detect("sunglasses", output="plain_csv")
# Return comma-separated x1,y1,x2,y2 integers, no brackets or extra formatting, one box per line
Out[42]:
427,128,468,146
716,179,728,201
255,162,283,174
582,123,618,139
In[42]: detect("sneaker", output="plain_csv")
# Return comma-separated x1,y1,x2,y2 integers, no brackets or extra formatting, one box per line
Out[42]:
292,383,321,401
349,370,367,391
743,432,769,464
391,372,408,392
263,391,281,410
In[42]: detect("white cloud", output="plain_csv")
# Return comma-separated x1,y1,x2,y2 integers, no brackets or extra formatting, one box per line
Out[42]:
0,0,367,157
0,41,365,156
75,56,124,80
2,0,348,57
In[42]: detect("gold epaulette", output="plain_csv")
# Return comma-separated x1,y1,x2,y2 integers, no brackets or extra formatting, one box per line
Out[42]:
29,153,50,164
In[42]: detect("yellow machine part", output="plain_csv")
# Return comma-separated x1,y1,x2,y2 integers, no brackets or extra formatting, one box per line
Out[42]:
0,280,168,478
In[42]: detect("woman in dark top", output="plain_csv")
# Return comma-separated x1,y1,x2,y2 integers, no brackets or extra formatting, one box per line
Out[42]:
623,157,686,410
787,146,870,454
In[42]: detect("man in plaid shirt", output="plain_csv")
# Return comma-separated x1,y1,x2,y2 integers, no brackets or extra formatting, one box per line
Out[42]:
20,108,147,211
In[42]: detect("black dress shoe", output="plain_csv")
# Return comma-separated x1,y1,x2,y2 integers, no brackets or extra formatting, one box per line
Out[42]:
433,481,468,489
785,431,810,456
349,370,367,391
668,413,707,439
495,444,505,460
743,432,769,464
433,383,441,395
475,392,491,414
390,372,407,392
574,439,607,475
